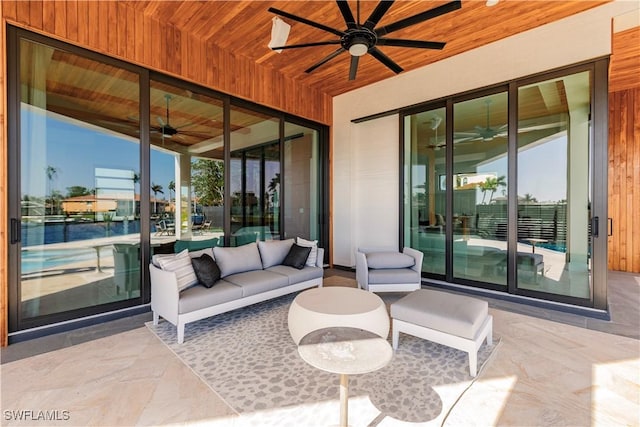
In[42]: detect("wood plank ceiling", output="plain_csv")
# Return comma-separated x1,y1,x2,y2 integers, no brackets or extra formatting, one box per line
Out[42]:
124,0,610,98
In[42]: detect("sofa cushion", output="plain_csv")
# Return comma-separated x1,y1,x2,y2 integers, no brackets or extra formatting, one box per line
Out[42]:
258,239,295,268
223,270,289,297
266,265,324,285
213,243,263,278
282,244,312,269
191,254,221,289
368,268,420,284
296,237,319,267
155,249,199,291
178,280,243,314
366,252,415,269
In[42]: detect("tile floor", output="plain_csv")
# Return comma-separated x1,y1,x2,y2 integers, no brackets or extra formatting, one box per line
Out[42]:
1,270,639,426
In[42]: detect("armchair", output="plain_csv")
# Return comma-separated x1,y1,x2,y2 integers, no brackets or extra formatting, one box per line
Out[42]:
356,246,424,293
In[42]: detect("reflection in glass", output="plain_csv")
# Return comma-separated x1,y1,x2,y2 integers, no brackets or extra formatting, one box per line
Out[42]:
517,71,591,298
404,107,446,275
230,106,279,245
19,39,141,320
452,93,508,286
149,80,225,251
283,122,320,241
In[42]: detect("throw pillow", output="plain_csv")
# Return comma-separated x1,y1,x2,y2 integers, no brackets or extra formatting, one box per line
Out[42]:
282,244,312,270
191,254,221,288
258,239,295,268
296,237,318,267
155,249,199,291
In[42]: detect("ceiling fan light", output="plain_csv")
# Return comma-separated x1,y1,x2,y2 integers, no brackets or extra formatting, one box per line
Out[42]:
486,0,499,6
349,43,368,57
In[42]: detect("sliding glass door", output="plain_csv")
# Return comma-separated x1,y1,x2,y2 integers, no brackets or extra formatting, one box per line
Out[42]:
402,61,607,307
13,38,142,328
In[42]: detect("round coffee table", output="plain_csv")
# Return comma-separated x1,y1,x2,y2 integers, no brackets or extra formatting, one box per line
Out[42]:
288,286,390,345
298,327,393,427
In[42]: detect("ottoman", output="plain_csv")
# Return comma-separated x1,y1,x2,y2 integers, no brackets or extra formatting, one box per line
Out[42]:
390,289,492,377
288,287,390,345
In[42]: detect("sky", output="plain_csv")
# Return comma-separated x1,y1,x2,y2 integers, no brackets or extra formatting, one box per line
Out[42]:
21,107,175,200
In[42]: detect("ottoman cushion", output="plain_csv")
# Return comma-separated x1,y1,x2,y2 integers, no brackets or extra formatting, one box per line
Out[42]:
391,289,488,340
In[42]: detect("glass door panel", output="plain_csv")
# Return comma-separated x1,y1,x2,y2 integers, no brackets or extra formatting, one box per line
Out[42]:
517,71,592,298
229,106,279,245
452,93,508,286
283,122,320,241
18,39,141,324
404,107,446,275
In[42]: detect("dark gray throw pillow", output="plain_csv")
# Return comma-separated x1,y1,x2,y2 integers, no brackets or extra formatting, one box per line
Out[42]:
282,244,312,270
191,254,221,288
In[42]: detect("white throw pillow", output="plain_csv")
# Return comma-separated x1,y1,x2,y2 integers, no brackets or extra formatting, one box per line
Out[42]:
155,249,199,291
296,237,318,267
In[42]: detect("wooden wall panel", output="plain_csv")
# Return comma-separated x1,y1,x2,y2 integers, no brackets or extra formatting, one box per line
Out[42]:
608,26,640,273
1,0,8,348
2,1,330,123
608,88,640,272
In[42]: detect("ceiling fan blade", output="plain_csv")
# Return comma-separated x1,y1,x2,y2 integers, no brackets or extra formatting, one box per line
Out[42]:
377,38,446,50
349,55,360,81
271,40,342,50
369,47,403,74
364,1,395,30
305,47,346,74
156,116,166,126
268,7,344,37
336,0,357,29
376,0,461,36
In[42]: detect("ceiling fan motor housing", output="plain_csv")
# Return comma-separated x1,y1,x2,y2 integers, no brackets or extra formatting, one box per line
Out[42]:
342,28,377,56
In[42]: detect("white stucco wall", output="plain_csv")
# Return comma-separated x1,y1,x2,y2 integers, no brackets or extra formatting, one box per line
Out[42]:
331,0,639,267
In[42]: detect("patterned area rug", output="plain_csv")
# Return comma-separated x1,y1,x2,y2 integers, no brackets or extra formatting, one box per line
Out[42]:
147,293,500,427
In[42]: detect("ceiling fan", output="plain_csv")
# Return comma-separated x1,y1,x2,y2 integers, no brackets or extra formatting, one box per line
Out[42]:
268,0,462,80
455,99,507,142
152,94,196,138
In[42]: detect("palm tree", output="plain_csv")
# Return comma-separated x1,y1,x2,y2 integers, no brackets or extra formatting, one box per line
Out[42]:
151,183,164,214
523,193,538,204
168,180,175,203
45,165,59,215
481,175,507,204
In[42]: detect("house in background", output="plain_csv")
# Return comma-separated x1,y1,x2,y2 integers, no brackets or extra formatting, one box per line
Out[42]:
0,0,638,346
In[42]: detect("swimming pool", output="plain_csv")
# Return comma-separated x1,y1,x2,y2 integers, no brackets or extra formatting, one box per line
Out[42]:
21,248,99,274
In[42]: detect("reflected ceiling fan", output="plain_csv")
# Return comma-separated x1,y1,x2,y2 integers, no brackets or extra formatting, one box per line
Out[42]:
268,0,461,80
152,94,200,139
455,99,507,143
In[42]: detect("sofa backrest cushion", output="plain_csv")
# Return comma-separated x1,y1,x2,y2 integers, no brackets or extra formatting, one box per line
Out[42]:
155,249,199,291
258,239,295,268
191,254,221,288
366,251,415,269
213,242,263,278
296,237,318,267
282,244,312,270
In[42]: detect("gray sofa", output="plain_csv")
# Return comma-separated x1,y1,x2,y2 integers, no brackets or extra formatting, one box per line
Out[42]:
150,239,324,343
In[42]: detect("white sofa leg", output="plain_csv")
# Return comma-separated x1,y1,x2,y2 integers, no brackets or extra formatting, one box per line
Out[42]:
177,322,185,344
152,311,159,326
486,320,493,346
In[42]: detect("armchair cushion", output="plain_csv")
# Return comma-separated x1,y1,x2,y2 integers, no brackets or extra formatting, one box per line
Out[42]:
366,252,415,269
369,268,421,284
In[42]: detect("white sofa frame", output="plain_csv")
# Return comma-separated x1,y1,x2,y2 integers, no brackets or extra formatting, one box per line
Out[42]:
150,248,324,344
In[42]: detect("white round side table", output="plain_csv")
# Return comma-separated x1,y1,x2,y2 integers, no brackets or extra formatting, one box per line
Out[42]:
287,286,390,345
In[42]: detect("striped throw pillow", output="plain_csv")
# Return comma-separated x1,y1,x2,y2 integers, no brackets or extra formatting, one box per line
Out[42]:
156,249,199,291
